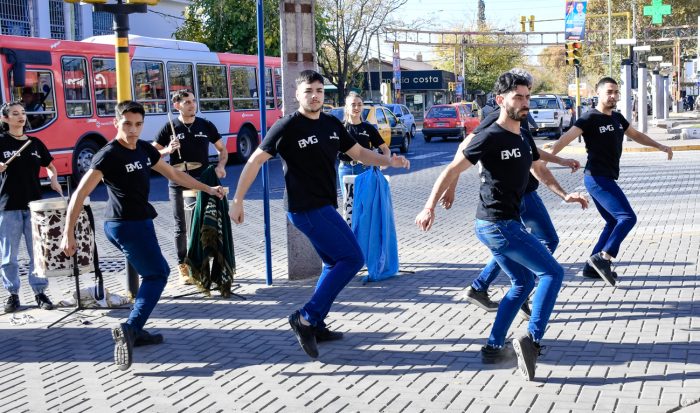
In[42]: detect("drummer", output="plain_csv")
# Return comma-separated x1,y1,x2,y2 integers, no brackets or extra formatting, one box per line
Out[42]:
61,100,225,370
0,101,62,313
152,90,227,285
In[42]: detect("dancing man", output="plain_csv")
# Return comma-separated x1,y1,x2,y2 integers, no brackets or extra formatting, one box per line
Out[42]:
61,101,224,371
548,77,673,286
230,70,409,359
153,90,227,285
416,72,564,380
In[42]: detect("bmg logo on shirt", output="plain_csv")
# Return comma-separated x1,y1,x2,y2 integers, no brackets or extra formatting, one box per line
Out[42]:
125,161,143,172
599,125,615,133
501,148,521,160
2,151,17,159
298,135,318,148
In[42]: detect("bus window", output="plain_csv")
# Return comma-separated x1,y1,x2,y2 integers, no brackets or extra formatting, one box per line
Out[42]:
92,58,117,117
10,71,56,131
166,62,195,113
273,67,282,109
132,60,167,114
197,64,229,111
264,68,274,109
230,66,258,110
61,57,92,118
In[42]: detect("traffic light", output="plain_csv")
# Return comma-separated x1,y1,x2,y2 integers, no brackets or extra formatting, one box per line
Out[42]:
565,41,582,66
520,16,526,33
448,82,455,92
126,0,160,4
529,15,535,32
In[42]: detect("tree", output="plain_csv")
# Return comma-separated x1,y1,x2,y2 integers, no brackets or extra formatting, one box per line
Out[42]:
530,45,570,94
316,0,407,101
174,0,281,55
432,28,527,94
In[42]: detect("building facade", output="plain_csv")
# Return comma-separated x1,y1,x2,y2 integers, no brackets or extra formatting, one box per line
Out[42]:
0,0,188,41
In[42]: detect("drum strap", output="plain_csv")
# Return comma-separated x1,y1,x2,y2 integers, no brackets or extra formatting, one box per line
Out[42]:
82,205,104,300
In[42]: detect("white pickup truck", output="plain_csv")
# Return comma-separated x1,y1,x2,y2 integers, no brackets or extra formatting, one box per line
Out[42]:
529,94,573,139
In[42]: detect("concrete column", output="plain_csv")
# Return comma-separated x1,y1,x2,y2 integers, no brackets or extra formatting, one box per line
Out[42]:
35,0,51,38
620,59,632,122
637,63,648,133
651,70,662,120
280,0,322,280
662,76,670,118
81,4,94,39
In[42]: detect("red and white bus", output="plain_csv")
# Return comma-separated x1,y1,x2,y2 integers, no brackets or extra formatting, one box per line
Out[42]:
0,34,282,180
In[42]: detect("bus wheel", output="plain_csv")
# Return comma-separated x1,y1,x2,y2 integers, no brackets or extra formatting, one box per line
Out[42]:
72,139,101,182
231,128,257,163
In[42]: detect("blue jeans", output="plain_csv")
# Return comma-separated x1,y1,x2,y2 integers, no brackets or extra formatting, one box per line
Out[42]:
287,205,365,327
104,220,170,332
338,162,368,201
584,175,637,258
0,210,48,295
474,219,564,347
472,191,559,291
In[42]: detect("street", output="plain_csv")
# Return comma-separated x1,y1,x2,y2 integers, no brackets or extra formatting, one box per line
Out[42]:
0,133,699,412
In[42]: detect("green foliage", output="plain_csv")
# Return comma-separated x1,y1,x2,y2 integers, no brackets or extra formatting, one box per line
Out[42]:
174,0,281,55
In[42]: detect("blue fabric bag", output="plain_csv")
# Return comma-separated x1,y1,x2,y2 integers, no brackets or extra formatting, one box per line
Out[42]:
351,167,399,282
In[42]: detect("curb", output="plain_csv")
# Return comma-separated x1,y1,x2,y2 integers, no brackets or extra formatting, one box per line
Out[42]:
541,143,700,154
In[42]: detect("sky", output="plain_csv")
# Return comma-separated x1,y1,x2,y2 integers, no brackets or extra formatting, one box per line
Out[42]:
374,0,568,64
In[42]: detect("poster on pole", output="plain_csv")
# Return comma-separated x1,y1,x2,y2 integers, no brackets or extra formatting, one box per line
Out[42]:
392,41,401,91
565,0,588,41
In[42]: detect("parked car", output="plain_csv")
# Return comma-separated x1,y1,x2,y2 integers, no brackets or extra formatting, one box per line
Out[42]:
328,105,411,153
422,103,480,142
529,94,573,139
382,103,416,138
461,101,483,121
558,95,576,127
323,104,334,113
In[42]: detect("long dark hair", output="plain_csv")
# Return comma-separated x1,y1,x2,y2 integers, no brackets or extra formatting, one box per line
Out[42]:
0,101,25,132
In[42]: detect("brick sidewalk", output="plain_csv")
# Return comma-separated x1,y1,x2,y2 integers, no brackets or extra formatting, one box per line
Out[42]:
0,149,698,412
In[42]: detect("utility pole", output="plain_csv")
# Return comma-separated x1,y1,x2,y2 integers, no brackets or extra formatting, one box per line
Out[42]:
607,0,613,76
377,33,382,101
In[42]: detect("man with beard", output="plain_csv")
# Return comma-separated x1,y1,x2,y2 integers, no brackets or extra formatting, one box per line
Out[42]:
229,70,409,359
416,72,564,381
548,77,673,286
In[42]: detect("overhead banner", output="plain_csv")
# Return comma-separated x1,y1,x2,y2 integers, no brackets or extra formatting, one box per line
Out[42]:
565,0,588,41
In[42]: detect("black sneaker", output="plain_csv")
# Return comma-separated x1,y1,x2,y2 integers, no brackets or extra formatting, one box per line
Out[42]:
111,323,135,371
513,335,541,381
587,253,617,287
4,294,20,313
519,301,531,321
464,287,499,311
481,343,516,364
133,330,164,347
35,293,54,310
288,310,319,358
314,325,343,342
581,262,619,279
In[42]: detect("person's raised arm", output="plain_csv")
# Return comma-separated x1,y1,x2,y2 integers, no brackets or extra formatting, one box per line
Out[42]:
530,160,588,209
625,126,673,160
213,140,228,178
229,148,273,224
548,125,583,156
60,169,103,256
415,155,473,231
45,162,62,194
345,143,410,170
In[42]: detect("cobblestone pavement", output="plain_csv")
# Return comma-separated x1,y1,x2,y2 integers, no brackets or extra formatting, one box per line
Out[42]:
0,136,698,413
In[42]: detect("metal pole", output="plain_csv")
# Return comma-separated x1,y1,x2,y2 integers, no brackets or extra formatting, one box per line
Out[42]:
638,63,648,133
377,34,382,99
575,65,582,142
256,0,273,286
607,0,613,77
114,12,132,101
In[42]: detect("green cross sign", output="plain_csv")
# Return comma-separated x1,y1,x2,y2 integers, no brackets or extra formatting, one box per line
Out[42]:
643,0,671,25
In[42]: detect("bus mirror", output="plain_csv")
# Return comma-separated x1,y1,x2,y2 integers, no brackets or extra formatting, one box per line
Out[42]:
12,62,26,87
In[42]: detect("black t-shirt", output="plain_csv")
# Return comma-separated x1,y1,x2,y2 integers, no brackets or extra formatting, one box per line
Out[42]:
574,109,630,179
463,123,540,221
472,108,539,193
338,121,385,162
0,134,53,211
259,111,357,212
154,117,221,180
91,139,161,221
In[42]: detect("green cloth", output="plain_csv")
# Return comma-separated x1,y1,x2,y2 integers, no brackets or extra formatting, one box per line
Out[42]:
185,166,235,297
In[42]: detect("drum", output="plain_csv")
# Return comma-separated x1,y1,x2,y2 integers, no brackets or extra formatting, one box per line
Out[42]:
172,161,203,172
29,197,94,277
